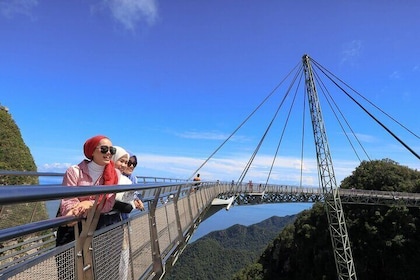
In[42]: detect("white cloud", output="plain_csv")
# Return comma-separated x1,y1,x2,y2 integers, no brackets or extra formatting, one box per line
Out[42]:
341,40,362,65
38,163,72,174
104,0,158,31
130,153,357,186
176,131,231,141
389,70,401,80
352,132,377,143
175,130,249,142
0,0,38,18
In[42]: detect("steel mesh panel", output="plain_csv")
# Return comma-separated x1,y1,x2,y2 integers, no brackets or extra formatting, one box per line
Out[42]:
120,226,131,280
128,214,152,279
55,249,76,280
8,249,74,280
166,204,177,242
196,192,204,211
190,194,199,219
92,225,124,280
155,207,171,254
178,198,188,232
180,198,191,232
129,214,150,252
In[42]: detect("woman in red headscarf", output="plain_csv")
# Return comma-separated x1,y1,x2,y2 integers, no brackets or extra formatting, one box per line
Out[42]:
56,135,120,246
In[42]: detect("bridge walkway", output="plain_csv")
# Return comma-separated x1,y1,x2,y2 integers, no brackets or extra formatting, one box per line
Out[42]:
1,174,419,280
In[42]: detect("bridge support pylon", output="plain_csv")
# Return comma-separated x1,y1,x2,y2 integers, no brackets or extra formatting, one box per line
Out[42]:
303,54,357,280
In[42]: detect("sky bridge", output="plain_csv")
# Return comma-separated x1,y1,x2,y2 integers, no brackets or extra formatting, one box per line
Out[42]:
1,175,420,280
1,56,419,280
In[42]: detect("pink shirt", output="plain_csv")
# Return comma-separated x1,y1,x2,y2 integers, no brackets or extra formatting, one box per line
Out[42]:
60,160,116,216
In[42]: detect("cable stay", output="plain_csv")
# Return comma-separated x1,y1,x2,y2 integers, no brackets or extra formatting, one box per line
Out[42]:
311,68,371,162
185,54,417,280
230,65,306,195
188,61,302,181
311,58,420,140
299,80,307,188
263,69,305,191
190,54,418,196
310,59,420,160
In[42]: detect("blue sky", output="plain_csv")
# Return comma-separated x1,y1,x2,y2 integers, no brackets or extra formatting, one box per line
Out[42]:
1,0,420,186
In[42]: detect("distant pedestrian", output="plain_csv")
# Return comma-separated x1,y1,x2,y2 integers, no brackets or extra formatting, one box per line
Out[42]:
248,180,253,192
193,173,201,191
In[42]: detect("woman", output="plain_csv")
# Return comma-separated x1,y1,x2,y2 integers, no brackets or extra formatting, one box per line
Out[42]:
55,135,122,279
123,153,138,184
111,146,144,280
56,135,120,245
111,146,144,212
123,153,145,203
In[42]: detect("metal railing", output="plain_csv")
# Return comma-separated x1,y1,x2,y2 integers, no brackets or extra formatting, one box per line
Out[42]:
1,171,420,280
0,171,230,280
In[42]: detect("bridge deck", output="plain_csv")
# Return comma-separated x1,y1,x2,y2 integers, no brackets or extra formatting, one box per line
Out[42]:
1,178,419,280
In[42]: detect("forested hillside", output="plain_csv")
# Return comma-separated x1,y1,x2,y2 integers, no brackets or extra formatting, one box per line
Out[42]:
234,159,420,280
0,105,48,229
165,215,297,280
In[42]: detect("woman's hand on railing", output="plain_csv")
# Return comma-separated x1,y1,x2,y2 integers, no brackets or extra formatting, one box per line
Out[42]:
134,199,145,211
70,201,94,216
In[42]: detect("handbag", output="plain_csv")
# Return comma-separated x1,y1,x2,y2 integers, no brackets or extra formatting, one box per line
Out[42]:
113,200,133,213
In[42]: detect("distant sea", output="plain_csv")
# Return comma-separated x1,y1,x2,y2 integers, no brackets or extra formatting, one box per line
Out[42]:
40,179,313,242
41,177,62,219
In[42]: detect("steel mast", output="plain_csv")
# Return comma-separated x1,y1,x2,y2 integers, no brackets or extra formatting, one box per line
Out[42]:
302,54,357,280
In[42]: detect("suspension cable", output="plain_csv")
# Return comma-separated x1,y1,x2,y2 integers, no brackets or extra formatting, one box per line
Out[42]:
311,58,420,140
263,67,304,189
312,58,420,160
234,65,304,191
299,77,307,188
312,67,371,162
189,61,302,180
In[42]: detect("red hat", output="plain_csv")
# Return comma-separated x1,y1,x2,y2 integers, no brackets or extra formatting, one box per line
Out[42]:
83,135,108,160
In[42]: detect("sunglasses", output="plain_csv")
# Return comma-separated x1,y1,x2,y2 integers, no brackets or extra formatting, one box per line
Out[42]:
98,145,117,155
127,161,137,167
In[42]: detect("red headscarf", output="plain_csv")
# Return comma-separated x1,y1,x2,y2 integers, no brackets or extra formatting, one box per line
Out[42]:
83,135,118,185
84,135,107,160
103,160,118,185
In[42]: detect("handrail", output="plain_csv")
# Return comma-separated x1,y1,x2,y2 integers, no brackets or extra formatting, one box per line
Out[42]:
0,216,77,242
0,170,64,176
0,170,189,182
2,170,420,279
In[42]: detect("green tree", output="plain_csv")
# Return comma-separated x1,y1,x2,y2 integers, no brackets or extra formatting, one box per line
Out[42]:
239,159,420,280
0,106,48,229
341,159,420,192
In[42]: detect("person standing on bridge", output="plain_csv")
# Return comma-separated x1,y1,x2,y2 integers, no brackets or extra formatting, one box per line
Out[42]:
111,146,144,214
55,135,122,279
193,173,201,191
248,180,253,192
123,153,138,184
56,135,120,242
111,146,144,280
123,152,145,204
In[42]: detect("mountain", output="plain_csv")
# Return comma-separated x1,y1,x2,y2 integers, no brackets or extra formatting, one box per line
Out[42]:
0,105,48,229
234,159,420,280
164,215,297,280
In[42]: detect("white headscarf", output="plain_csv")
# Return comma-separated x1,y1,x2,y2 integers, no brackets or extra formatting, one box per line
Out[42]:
111,146,129,163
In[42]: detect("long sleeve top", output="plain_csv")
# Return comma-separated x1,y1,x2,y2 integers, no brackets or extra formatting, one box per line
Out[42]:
59,160,116,216
115,173,137,209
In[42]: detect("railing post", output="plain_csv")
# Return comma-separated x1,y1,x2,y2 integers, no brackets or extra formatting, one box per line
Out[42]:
75,197,104,280
149,187,164,279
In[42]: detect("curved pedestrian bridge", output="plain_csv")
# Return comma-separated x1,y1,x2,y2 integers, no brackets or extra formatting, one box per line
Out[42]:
1,173,419,280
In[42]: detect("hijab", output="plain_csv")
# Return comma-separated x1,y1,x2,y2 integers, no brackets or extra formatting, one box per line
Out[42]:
83,135,118,185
